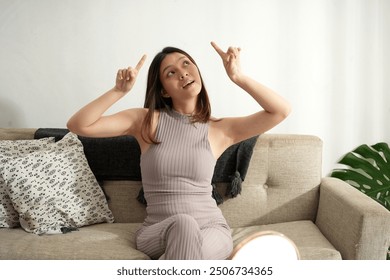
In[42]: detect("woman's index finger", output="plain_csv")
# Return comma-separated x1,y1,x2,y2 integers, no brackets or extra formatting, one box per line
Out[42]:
135,54,147,71
211,41,225,58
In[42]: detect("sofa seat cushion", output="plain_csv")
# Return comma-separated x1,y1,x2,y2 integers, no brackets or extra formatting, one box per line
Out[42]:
0,223,149,260
231,220,342,260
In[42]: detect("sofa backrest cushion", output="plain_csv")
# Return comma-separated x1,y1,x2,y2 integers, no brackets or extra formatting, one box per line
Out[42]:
219,134,323,228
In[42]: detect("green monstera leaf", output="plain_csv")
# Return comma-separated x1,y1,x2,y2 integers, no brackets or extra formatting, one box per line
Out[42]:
331,142,390,260
331,142,390,211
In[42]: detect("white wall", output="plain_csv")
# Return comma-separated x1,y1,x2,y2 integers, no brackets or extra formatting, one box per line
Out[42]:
1,0,389,175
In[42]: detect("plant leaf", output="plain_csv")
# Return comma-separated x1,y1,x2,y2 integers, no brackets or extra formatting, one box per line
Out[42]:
338,152,385,180
353,144,388,173
331,169,378,191
330,169,389,203
372,142,390,162
331,142,390,211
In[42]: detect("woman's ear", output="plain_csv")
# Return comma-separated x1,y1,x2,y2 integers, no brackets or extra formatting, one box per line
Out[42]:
161,89,170,98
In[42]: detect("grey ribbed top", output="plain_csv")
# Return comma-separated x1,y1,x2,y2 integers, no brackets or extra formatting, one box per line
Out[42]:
140,109,226,227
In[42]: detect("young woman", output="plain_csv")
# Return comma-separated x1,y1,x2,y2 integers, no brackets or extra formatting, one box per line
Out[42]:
67,42,291,259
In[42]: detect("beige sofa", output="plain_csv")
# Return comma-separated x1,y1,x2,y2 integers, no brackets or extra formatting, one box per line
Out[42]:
0,128,389,260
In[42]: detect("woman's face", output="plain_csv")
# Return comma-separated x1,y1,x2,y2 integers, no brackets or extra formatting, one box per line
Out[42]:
159,52,202,102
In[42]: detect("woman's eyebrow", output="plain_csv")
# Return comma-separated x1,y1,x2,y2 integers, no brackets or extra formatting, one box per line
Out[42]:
162,56,187,75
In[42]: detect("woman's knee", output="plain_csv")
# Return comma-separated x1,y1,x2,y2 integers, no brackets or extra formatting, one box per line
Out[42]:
201,226,233,260
164,214,203,259
168,214,200,233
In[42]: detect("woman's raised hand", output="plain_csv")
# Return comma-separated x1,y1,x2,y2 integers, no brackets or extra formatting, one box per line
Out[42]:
211,41,242,83
115,54,147,94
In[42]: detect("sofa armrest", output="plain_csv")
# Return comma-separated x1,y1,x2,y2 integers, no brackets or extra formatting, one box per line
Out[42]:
316,177,390,260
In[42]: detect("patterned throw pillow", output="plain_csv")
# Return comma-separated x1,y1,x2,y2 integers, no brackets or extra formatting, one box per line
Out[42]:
0,137,55,228
0,132,114,234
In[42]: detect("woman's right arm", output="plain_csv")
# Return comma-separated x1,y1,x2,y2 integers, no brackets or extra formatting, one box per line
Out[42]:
67,55,147,138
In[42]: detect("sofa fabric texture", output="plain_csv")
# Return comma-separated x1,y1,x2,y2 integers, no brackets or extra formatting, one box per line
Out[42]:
1,128,389,260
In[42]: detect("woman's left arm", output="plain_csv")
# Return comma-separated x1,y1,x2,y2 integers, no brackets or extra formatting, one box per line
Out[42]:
210,42,291,148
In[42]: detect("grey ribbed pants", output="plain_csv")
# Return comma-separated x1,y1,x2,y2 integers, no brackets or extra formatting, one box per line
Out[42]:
136,214,233,260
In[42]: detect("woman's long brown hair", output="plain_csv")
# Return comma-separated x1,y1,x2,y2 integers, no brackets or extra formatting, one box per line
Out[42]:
142,47,212,144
